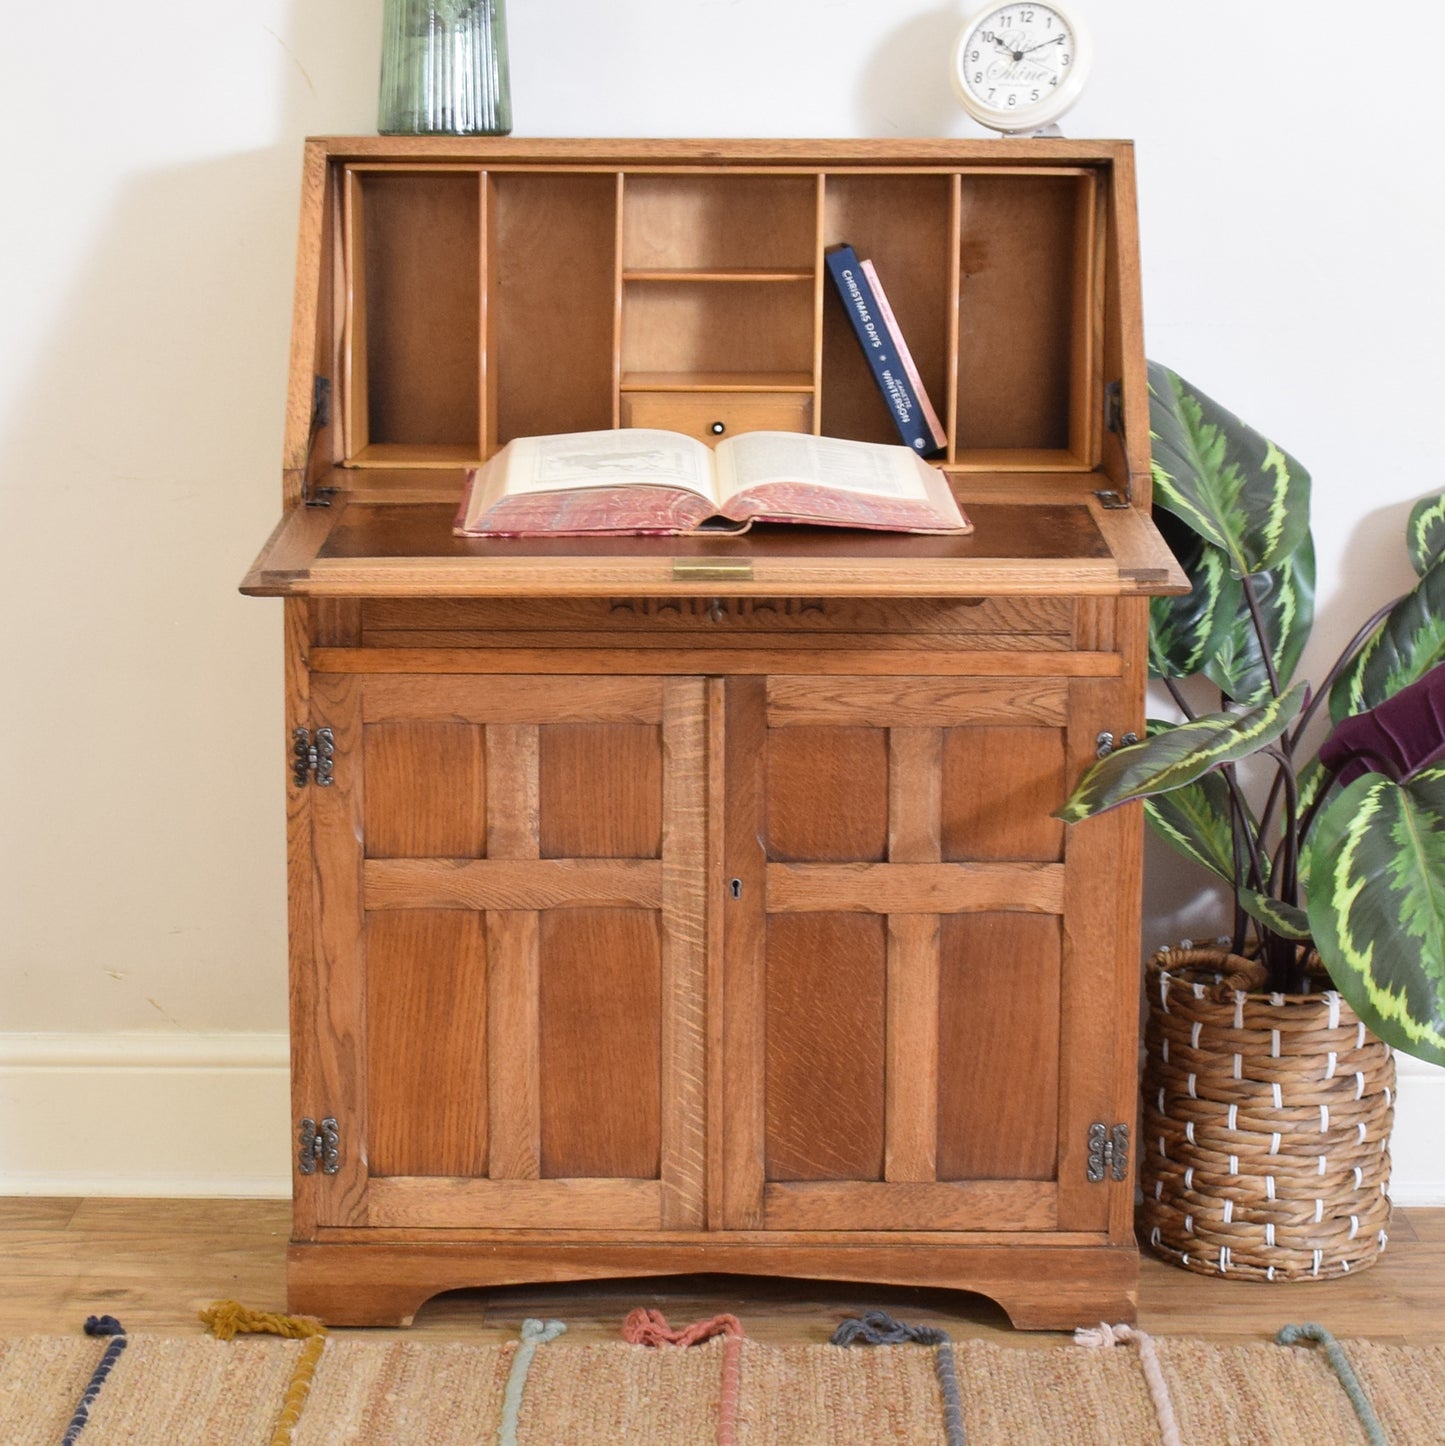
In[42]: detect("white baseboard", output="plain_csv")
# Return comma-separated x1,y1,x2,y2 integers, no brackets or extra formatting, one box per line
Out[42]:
1389,1054,1445,1207
0,1033,291,1197
0,1032,1441,1205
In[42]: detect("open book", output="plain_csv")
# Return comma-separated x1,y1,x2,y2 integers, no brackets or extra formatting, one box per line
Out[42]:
454,429,971,537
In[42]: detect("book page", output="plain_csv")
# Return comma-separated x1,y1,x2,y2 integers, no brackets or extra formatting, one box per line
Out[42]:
497,429,717,500
715,431,932,500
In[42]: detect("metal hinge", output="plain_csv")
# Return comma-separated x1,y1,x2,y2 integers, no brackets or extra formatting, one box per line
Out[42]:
292,727,335,787
298,1117,341,1176
1087,1122,1130,1183
1094,379,1133,510
1095,730,1139,759
304,376,338,508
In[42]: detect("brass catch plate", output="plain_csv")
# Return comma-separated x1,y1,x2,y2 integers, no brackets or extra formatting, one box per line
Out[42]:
671,558,754,582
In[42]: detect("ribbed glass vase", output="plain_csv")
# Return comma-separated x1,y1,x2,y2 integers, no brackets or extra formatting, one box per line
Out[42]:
379,0,511,136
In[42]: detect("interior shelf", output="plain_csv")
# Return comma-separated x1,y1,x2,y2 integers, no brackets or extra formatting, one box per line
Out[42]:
619,372,815,394
622,269,815,283
332,155,1107,475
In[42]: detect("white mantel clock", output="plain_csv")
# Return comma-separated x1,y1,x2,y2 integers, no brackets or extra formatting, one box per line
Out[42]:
950,2,1092,136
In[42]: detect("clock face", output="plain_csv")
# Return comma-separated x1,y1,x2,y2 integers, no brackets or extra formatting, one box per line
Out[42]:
952,3,1089,132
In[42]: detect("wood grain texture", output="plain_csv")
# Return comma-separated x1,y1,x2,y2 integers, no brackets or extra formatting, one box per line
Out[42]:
660,679,708,1229
366,1178,661,1231
765,913,886,1183
362,674,663,724
486,909,541,1180
538,724,663,858
285,1238,1136,1330
363,721,485,858
491,172,616,441
941,724,1066,862
885,913,941,1183
284,598,319,1237
767,676,1068,727
484,724,539,858
763,1180,1056,1233
539,908,662,1181
304,673,370,1228
1058,672,1141,1239
364,858,662,910
365,910,487,1178
765,862,1065,915
888,727,943,864
937,913,1062,1181
721,677,769,1229
764,724,888,862
355,170,481,451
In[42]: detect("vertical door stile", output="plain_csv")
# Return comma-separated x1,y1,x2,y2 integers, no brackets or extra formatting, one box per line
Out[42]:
1057,673,1135,1232
885,726,944,1184
722,676,768,1229
306,671,370,1227
485,723,542,1181
660,678,708,1228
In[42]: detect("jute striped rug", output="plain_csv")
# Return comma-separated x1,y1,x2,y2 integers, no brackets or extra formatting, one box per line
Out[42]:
3,1305,1440,1445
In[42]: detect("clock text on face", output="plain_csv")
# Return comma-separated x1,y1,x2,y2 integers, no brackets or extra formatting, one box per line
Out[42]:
964,4,1072,110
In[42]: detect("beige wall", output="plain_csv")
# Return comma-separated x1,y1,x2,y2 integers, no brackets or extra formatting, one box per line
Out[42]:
1,0,1441,1196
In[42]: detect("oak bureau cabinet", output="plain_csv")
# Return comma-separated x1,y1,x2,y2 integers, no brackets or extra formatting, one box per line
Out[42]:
243,138,1186,1329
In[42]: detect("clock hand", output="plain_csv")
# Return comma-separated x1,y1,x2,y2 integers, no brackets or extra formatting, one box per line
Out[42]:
1021,35,1065,54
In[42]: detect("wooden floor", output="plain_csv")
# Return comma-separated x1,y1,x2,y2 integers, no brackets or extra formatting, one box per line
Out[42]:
2,1199,1441,1346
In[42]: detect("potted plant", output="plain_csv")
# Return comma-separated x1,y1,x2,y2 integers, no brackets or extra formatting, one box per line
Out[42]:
1058,362,1445,1280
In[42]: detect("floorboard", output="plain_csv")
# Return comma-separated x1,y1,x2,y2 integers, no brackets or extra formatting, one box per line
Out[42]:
1,1199,1439,1346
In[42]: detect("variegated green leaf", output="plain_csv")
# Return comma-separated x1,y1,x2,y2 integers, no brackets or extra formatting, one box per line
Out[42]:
1329,554,1445,723
1056,683,1307,823
1148,511,1241,679
1148,361,1311,577
1203,536,1315,705
1407,490,1445,577
1143,771,1239,882
1294,756,1331,896
1306,765,1445,1065
1238,888,1311,941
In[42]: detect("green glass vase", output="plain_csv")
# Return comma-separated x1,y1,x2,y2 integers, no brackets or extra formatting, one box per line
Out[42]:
379,0,511,136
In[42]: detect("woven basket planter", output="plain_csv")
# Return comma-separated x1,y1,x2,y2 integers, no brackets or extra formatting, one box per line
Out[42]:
1139,945,1395,1281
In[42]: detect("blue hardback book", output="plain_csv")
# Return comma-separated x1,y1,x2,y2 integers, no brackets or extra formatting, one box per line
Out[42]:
825,244,946,456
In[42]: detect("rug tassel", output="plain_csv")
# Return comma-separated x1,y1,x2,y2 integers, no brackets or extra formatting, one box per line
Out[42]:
623,1310,745,1446
1277,1323,1389,1446
831,1310,965,1446
498,1319,566,1446
202,1300,328,1446
61,1315,129,1444
1073,1322,1182,1446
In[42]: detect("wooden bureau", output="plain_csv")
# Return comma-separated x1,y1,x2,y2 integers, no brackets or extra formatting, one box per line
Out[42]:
244,137,1185,1329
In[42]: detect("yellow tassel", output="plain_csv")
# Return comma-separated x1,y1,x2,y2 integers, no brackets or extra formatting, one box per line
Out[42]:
201,1300,328,1446
200,1299,327,1342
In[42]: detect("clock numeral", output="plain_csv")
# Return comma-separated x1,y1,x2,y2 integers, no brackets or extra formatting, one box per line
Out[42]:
1031,89,1040,101
1020,8,1035,20
970,49,980,60
975,71,984,83
1061,52,1070,64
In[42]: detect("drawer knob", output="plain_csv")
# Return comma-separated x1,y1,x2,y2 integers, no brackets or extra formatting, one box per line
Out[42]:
710,420,726,435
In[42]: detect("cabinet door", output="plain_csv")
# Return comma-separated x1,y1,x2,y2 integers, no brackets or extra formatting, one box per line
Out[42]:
720,673,1133,1235
295,673,707,1233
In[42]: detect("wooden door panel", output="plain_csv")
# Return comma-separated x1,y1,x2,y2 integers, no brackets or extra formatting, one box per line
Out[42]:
538,723,663,858
304,672,705,1233
764,727,888,861
937,912,1061,1180
726,674,1105,1234
365,909,488,1177
940,725,1066,862
363,722,486,858
539,907,662,1179
764,913,886,1181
